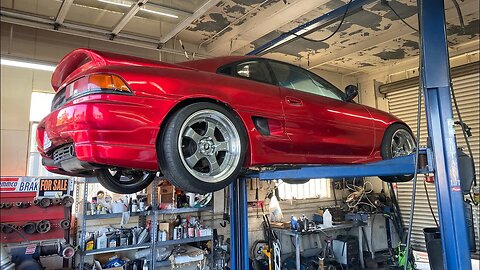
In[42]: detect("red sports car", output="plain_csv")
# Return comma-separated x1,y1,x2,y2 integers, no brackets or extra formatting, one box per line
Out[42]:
36,48,415,194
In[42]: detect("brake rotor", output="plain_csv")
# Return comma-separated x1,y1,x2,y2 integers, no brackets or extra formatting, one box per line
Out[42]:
36,220,51,234
22,222,37,234
40,198,51,208
62,195,74,208
59,219,70,230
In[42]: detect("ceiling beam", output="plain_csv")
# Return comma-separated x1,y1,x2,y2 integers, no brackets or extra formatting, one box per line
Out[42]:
54,0,74,28
158,0,221,45
205,0,332,56
111,0,149,36
0,9,211,58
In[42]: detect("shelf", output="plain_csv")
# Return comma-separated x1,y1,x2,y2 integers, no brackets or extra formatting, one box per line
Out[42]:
83,242,151,255
156,236,212,247
84,211,150,220
81,237,212,256
77,177,99,184
82,207,212,220
155,206,213,215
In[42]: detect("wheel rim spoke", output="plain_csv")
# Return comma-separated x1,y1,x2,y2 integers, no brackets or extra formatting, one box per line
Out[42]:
184,126,202,143
206,155,220,173
112,171,122,180
216,141,229,152
185,151,203,168
205,121,216,137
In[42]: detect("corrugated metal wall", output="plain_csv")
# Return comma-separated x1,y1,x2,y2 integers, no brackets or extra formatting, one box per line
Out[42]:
380,62,480,253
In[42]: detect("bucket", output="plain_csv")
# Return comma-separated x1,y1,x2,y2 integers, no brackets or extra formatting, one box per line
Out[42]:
423,227,444,270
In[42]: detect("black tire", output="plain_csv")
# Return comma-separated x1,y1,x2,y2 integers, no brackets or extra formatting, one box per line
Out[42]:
379,123,416,183
95,169,155,194
158,102,248,194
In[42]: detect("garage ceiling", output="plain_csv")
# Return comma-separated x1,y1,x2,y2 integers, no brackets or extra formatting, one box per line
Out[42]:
1,0,478,73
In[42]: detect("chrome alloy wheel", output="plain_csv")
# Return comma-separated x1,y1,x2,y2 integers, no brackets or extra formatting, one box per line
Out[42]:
107,169,152,184
390,129,415,158
178,109,241,183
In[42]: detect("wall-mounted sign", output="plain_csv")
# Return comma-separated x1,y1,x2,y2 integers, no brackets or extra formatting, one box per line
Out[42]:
0,177,73,197
38,178,72,196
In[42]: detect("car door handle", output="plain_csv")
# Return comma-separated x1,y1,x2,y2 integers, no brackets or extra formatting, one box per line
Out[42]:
285,96,303,106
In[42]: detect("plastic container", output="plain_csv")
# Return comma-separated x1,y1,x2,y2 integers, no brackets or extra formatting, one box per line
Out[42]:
96,233,108,249
423,227,443,270
323,209,333,228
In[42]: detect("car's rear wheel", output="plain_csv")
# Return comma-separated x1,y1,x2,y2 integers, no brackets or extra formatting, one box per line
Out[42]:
379,123,416,182
158,102,247,194
96,168,155,194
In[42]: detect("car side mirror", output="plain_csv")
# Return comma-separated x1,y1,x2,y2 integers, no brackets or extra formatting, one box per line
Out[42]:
345,85,358,102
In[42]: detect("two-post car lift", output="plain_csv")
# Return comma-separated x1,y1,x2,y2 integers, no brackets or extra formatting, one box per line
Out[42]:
229,0,473,269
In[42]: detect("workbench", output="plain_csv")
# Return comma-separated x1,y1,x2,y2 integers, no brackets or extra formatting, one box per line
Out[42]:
273,222,366,270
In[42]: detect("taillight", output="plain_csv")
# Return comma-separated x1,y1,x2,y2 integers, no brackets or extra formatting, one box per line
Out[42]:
64,73,132,100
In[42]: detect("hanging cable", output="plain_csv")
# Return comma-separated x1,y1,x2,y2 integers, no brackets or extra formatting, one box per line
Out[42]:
403,77,422,270
404,0,424,266
423,179,439,227
291,0,353,43
451,81,478,205
383,0,418,32
451,0,465,29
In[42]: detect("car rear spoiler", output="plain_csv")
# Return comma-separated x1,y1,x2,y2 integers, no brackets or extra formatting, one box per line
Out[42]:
51,48,194,92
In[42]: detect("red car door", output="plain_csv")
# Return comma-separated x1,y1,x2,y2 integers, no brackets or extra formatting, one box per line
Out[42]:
267,61,376,164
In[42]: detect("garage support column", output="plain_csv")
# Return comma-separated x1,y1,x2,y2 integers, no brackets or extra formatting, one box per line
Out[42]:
418,0,471,269
230,177,249,270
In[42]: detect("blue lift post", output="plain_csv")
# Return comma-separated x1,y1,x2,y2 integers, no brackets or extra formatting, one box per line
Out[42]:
230,0,472,269
418,0,471,269
230,177,249,270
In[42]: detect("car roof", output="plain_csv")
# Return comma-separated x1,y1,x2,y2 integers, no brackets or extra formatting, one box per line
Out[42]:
178,55,261,73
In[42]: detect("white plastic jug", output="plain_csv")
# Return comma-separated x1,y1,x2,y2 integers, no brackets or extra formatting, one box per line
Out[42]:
96,233,108,249
323,209,333,228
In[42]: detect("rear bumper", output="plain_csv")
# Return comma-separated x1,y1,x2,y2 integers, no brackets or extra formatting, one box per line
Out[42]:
42,141,158,174
37,94,178,173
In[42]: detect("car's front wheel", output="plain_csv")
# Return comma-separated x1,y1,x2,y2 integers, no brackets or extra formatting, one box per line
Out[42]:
158,102,247,194
379,123,416,182
96,169,155,194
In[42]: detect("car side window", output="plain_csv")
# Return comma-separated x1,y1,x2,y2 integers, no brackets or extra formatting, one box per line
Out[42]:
269,61,343,101
233,61,273,84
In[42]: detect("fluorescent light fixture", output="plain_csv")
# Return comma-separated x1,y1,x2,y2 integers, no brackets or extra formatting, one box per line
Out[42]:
141,7,178,18
98,0,130,7
98,0,178,18
1,59,56,71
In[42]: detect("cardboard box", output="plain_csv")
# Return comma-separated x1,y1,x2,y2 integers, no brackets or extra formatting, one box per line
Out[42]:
160,185,174,194
160,193,174,204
